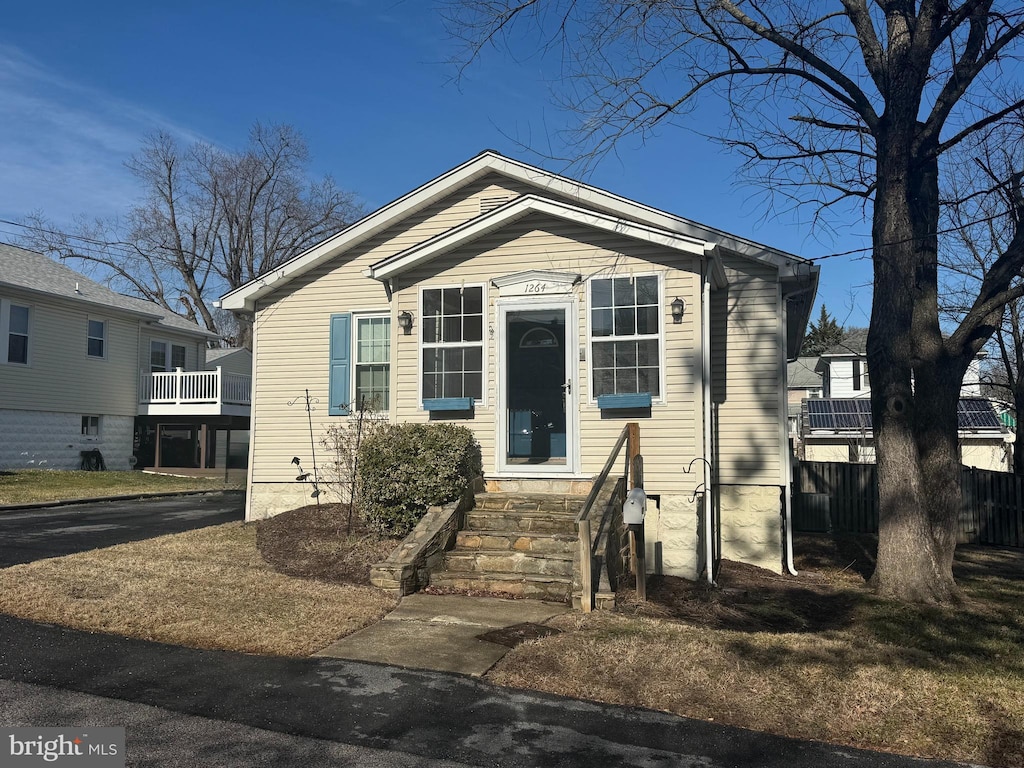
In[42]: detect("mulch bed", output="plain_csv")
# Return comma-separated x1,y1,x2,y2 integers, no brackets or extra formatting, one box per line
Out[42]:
616,546,869,634
255,503,400,585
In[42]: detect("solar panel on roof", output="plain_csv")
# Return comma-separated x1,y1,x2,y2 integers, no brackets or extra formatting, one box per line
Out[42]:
804,397,1002,432
806,398,872,430
957,398,1002,430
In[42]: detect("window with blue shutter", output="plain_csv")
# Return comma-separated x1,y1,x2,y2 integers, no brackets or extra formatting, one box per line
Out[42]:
329,313,351,415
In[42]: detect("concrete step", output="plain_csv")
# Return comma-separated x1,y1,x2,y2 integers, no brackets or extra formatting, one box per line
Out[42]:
455,530,576,555
464,510,578,535
429,570,573,602
443,550,574,578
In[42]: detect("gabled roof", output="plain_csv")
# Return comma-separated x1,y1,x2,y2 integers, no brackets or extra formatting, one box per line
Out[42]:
788,357,823,389
0,242,218,339
206,347,251,364
221,150,817,313
820,328,869,357
369,194,712,281
804,397,1004,434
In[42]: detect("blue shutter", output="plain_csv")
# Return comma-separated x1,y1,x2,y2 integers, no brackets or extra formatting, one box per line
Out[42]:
329,313,351,415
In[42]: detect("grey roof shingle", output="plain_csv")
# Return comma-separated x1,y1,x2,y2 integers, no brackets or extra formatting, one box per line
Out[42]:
0,242,217,339
821,327,869,356
788,357,823,389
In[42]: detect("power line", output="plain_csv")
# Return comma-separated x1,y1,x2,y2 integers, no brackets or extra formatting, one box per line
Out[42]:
0,217,139,251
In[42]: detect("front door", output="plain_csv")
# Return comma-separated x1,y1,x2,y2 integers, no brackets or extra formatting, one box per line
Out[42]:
499,300,576,473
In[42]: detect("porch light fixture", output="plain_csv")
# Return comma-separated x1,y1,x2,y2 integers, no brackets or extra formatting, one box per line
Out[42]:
671,297,685,324
397,310,414,334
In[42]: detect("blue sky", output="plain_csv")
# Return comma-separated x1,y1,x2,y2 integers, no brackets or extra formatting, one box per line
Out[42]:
0,0,873,327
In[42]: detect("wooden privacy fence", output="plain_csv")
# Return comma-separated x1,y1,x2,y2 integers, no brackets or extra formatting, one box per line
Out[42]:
793,460,1024,548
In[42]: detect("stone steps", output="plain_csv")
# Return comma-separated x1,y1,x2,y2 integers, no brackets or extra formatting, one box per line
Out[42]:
443,549,575,577
428,491,587,603
455,530,576,555
428,570,574,602
472,492,586,516
464,511,577,534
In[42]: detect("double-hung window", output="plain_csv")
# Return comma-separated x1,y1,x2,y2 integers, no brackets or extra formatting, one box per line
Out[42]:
421,286,484,402
151,341,186,372
590,275,661,399
354,315,391,410
87,319,106,358
6,303,30,365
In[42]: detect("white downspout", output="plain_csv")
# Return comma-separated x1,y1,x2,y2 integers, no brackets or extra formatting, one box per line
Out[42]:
779,292,798,576
243,304,258,522
702,259,715,585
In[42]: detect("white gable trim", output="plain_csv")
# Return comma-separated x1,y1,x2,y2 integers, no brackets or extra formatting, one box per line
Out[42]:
220,151,813,312
369,195,710,281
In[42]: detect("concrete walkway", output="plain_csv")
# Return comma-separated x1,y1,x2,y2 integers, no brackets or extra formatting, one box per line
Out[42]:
316,593,570,676
0,613,972,768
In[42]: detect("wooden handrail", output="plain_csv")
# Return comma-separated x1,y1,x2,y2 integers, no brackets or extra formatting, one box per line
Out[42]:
576,422,638,612
576,424,631,524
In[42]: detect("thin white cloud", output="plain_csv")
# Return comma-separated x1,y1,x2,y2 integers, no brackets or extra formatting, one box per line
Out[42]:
0,43,206,230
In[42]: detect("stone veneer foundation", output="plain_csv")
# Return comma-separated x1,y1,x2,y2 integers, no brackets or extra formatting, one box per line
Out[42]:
717,484,784,574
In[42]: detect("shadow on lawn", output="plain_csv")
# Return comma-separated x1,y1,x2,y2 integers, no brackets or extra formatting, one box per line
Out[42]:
617,561,863,634
618,537,1024,669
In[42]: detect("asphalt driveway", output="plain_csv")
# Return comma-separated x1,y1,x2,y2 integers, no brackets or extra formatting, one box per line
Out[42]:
0,492,244,567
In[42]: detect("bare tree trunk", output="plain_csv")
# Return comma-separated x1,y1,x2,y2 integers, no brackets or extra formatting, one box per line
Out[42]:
869,126,963,603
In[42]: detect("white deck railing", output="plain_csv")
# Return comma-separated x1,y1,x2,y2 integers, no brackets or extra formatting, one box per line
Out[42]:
139,367,251,407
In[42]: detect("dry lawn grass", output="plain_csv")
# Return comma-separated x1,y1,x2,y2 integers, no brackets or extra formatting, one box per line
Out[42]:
487,537,1024,768
0,470,240,506
0,521,397,656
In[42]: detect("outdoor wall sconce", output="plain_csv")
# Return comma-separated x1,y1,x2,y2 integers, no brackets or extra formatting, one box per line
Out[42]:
398,310,414,334
670,297,685,324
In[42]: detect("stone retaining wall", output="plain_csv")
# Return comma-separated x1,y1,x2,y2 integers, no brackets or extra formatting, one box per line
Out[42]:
369,486,475,595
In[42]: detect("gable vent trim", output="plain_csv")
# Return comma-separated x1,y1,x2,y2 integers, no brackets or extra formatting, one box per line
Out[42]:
480,194,516,214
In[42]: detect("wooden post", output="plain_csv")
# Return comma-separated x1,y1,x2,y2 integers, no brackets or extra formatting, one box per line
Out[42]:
224,428,231,483
198,423,208,469
578,518,592,613
627,422,640,489
630,524,647,601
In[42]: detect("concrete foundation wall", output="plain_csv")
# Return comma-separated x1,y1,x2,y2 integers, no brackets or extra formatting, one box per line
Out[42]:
652,493,702,581
0,409,134,471
718,484,783,574
247,482,318,520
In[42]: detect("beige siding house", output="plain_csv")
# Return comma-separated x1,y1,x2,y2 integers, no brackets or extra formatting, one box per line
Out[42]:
0,244,249,471
222,152,819,579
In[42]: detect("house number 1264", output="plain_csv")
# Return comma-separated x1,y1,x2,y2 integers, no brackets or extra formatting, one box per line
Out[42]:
524,282,549,293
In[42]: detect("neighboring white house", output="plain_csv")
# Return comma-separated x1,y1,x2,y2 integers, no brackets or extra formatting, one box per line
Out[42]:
0,243,251,471
222,150,820,580
804,331,1008,468
787,356,823,448
815,328,871,398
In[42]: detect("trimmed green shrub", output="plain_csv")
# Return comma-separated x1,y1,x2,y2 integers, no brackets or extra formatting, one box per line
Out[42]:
356,423,483,536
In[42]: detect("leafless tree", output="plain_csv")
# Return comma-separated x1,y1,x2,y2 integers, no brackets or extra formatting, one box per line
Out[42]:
22,123,362,346
941,128,1024,474
447,0,1024,602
